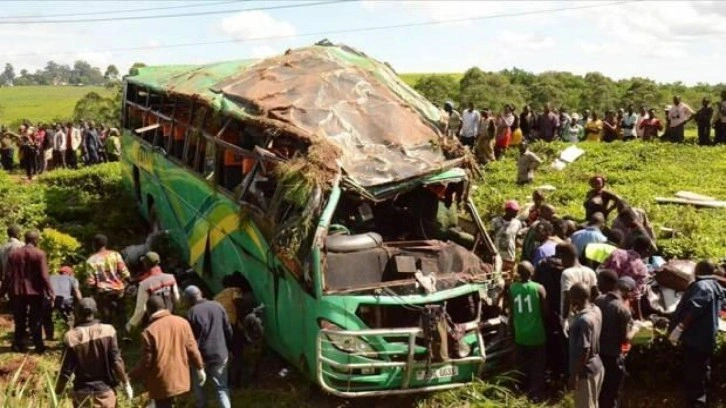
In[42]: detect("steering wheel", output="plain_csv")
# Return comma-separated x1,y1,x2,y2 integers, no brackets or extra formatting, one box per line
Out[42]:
328,223,351,236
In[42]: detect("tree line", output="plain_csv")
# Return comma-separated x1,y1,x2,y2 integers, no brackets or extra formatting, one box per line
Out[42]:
0,61,120,87
413,67,726,114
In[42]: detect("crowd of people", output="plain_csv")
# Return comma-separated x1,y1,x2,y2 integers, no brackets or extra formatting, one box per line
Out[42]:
0,228,259,408
0,121,122,180
442,90,726,165
492,176,725,407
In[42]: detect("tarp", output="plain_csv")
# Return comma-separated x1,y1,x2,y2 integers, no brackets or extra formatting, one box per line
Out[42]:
127,43,453,187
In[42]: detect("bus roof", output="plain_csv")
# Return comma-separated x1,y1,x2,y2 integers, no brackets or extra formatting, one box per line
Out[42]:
126,42,463,187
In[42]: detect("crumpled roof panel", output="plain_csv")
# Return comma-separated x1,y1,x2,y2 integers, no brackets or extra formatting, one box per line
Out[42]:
127,44,451,187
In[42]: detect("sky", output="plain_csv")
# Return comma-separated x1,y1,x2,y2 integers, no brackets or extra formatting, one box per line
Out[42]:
1,0,725,85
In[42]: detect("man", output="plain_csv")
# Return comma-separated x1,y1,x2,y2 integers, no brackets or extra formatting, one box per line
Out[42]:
667,96,695,143
516,142,543,185
131,295,206,408
620,105,638,141
601,236,651,320
693,97,714,146
185,285,233,408
126,251,180,333
44,265,82,340
53,123,68,169
509,261,548,402
715,90,726,145
568,282,604,408
86,234,130,328
0,225,24,282
558,243,597,319
491,200,524,272
520,105,535,141
611,201,655,249
531,220,560,266
84,122,102,165
0,230,53,353
66,121,82,169
536,104,560,142
460,102,481,148
56,298,133,408
443,101,462,139
570,212,608,259
668,261,726,407
534,250,567,380
595,271,639,408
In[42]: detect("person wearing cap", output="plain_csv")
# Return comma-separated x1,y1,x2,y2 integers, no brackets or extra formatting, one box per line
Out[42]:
595,270,639,408
0,230,53,353
569,212,608,260
56,297,133,407
126,251,179,332
131,295,206,408
668,261,726,407
184,285,233,408
87,234,130,328
695,97,714,146
491,200,524,272
667,96,695,143
43,265,82,340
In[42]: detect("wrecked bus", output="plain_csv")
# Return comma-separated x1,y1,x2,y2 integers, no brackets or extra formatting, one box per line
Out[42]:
120,42,507,396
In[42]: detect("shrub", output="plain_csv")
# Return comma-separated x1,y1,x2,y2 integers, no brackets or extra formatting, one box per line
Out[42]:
38,228,82,273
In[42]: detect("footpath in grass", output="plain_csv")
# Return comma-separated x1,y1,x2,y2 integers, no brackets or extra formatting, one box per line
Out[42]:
0,85,111,125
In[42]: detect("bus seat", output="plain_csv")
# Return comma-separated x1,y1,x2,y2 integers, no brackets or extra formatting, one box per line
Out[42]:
326,232,383,253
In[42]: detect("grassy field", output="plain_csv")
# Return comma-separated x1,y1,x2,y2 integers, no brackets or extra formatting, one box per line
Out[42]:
0,85,111,125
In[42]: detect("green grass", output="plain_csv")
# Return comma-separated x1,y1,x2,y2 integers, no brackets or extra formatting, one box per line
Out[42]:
0,85,112,125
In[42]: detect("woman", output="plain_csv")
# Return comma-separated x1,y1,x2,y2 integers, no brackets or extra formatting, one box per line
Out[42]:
583,175,619,220
494,105,515,159
602,110,619,143
565,113,584,142
639,108,663,141
584,112,603,141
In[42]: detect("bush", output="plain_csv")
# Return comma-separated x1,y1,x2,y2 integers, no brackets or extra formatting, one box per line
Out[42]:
0,172,47,235
38,228,82,273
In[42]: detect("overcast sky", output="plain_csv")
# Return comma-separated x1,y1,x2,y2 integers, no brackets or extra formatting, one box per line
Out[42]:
2,0,725,85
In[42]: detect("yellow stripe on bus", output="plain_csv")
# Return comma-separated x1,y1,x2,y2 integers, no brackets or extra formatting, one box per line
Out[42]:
187,214,266,267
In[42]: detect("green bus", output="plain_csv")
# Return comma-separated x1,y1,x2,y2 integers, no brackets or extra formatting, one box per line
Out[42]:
121,42,508,397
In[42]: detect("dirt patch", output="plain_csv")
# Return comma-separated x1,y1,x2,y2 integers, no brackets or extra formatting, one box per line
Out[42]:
0,314,12,330
0,356,39,383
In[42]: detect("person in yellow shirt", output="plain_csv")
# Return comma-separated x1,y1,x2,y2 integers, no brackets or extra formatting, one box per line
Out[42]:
584,112,603,142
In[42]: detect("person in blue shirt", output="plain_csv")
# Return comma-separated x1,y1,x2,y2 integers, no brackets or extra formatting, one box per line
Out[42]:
570,212,608,260
668,260,726,408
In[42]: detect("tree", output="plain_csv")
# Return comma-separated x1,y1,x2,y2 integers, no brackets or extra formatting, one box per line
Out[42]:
413,75,459,107
619,77,664,110
104,64,119,80
580,72,617,112
459,68,526,112
0,63,15,85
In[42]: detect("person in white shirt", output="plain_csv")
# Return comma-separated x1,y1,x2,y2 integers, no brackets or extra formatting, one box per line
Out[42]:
621,105,638,140
667,96,694,143
460,102,481,148
53,124,67,169
558,243,597,319
125,251,180,332
635,107,648,139
66,122,83,169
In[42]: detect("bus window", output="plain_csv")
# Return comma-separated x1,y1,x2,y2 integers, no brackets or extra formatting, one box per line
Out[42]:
199,137,215,180
170,98,193,160
185,130,200,169
241,165,277,212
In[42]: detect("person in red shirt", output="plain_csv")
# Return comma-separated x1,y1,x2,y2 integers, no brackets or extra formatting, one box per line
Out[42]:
639,109,663,141
0,230,53,353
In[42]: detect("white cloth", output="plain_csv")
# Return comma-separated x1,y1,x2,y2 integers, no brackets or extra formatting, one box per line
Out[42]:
621,112,638,137
54,130,67,151
668,103,694,128
69,127,82,150
560,265,597,316
491,217,523,262
461,109,481,138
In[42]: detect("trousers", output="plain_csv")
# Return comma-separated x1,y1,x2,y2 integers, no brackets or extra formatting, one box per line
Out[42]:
574,369,604,408
599,354,626,408
11,295,44,350
683,345,711,408
192,360,231,408
516,344,546,401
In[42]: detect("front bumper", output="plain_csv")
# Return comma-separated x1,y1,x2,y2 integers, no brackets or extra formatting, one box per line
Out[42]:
316,324,489,397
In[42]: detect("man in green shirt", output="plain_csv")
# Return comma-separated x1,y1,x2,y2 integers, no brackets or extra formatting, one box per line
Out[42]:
509,261,548,402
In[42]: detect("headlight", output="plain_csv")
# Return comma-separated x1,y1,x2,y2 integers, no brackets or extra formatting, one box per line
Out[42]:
319,319,376,355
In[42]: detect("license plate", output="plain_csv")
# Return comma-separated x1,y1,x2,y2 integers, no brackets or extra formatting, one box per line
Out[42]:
415,364,458,381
